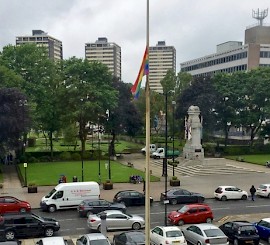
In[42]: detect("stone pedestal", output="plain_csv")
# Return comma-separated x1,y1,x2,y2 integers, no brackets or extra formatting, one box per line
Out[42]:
183,105,204,160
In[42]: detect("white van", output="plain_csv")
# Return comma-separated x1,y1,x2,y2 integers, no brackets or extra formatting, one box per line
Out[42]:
40,182,100,212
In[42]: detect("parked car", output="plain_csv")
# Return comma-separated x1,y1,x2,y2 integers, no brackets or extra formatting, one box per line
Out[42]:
150,226,187,245
113,231,145,245
0,241,21,245
254,218,270,243
36,237,67,245
77,199,126,217
182,223,228,245
76,233,111,245
87,210,145,231
256,184,270,198
0,212,60,240
214,186,248,201
113,190,153,206
167,204,213,226
160,188,205,205
0,196,31,214
219,221,260,245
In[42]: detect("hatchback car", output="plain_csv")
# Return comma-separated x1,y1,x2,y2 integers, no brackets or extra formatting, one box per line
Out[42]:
36,237,67,245
0,212,60,240
182,223,228,245
167,204,213,226
160,188,205,205
150,226,187,245
219,221,260,245
113,231,145,245
113,190,153,206
254,218,270,243
87,210,145,231
256,184,270,198
214,186,248,201
76,233,111,245
0,196,31,214
78,199,126,217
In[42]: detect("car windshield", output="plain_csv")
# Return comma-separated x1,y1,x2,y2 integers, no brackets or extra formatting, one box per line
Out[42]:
204,229,224,237
239,226,257,235
129,234,145,242
45,188,57,198
166,230,183,237
90,239,110,245
177,205,189,213
259,185,266,189
31,213,44,222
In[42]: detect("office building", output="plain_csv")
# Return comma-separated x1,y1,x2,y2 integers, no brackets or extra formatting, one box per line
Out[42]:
149,41,176,93
85,37,121,80
16,30,63,61
180,9,270,77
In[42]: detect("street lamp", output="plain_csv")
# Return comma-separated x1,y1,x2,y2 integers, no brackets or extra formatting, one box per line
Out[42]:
98,121,101,184
20,99,27,157
80,98,84,182
164,92,168,226
106,109,111,180
172,100,176,176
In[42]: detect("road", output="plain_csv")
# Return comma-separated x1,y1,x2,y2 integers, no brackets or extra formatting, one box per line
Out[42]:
32,197,270,237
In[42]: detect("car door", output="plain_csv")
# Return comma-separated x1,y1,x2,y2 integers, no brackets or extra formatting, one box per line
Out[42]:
130,192,143,206
224,187,234,199
233,187,243,199
221,222,234,241
99,200,110,212
186,225,203,244
150,227,163,245
182,190,196,203
106,213,129,230
256,220,270,240
91,200,102,213
184,207,198,224
0,198,7,213
25,216,43,236
4,197,18,213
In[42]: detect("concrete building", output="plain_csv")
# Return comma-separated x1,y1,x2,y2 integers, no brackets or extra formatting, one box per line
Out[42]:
149,41,176,93
180,9,270,77
85,37,121,80
16,30,63,61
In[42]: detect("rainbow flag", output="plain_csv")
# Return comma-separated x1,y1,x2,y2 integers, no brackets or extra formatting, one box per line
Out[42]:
131,47,149,99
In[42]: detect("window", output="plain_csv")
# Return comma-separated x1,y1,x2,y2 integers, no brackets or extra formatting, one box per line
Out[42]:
188,208,197,214
198,207,207,212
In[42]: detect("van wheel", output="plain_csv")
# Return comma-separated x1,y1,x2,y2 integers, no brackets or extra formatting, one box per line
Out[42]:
48,205,56,213
132,222,141,230
178,220,184,226
5,230,15,240
45,227,54,237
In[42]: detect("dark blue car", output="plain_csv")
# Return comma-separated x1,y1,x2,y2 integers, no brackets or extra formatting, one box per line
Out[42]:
254,218,270,243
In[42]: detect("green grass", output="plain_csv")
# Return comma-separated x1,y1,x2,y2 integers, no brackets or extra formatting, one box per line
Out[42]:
18,160,159,186
226,155,270,165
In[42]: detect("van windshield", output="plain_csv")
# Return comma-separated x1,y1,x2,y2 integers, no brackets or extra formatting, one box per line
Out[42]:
45,188,57,198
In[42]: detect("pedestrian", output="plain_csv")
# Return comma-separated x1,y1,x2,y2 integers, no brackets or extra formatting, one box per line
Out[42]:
250,185,256,201
72,176,78,182
62,175,67,183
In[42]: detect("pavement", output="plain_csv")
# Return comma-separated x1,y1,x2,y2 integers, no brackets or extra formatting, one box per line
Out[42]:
2,154,270,244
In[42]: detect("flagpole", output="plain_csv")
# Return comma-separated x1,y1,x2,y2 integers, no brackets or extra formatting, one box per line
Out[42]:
145,0,150,245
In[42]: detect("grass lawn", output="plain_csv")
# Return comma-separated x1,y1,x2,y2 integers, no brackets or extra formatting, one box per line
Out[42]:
227,155,270,165
18,160,159,186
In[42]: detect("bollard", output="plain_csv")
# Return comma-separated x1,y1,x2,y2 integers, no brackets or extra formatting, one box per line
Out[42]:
99,212,107,236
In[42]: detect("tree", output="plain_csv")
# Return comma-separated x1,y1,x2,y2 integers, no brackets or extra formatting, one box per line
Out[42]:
60,58,118,159
0,88,31,155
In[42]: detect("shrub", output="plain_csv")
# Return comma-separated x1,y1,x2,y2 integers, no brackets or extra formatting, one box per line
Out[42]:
39,155,52,162
28,156,38,163
171,176,178,180
59,152,71,161
71,152,81,161
28,137,36,147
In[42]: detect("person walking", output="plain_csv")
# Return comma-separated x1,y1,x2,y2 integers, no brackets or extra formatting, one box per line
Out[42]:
250,185,256,201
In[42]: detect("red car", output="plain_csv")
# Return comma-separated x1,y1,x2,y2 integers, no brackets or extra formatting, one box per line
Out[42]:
0,196,31,214
168,203,213,226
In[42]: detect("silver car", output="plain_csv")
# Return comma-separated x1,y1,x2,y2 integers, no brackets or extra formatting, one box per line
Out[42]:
87,210,145,231
76,233,111,245
182,224,228,245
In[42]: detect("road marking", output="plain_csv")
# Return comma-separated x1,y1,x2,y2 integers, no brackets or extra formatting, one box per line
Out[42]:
212,207,230,210
246,204,270,208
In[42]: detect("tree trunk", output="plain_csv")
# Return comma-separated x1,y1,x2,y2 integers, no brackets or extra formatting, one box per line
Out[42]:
49,131,54,160
111,130,116,156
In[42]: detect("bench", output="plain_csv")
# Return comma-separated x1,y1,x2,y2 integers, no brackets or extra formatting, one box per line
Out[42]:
127,162,134,168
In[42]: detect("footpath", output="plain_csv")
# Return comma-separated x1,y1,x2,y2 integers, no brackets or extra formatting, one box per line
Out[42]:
2,155,270,245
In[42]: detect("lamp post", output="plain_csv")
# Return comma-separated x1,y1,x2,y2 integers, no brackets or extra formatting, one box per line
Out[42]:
24,162,27,187
80,98,84,182
164,91,168,226
106,109,111,180
98,121,101,184
20,99,27,157
172,100,176,176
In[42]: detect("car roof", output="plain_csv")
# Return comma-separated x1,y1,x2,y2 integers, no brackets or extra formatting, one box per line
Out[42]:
231,221,252,225
218,186,237,188
102,210,124,215
190,223,219,229
0,196,20,200
155,226,182,232
184,203,209,208
259,184,270,186
38,237,65,245
84,233,108,240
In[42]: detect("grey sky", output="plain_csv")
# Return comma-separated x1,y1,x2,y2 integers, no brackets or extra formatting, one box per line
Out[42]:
0,0,269,84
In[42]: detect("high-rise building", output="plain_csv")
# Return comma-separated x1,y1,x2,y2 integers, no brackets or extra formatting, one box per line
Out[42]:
85,37,121,80
16,30,63,61
180,9,270,77
149,41,176,93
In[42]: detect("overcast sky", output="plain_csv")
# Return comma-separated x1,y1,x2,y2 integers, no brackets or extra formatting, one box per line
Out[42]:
0,0,269,84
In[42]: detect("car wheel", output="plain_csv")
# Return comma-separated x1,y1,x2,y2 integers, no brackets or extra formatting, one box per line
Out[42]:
132,222,141,230
178,220,184,226
5,230,15,240
45,227,54,237
206,218,212,223
48,205,56,213
20,208,26,213
221,195,227,201
233,239,238,245
171,199,177,205
241,195,247,200
268,193,270,199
